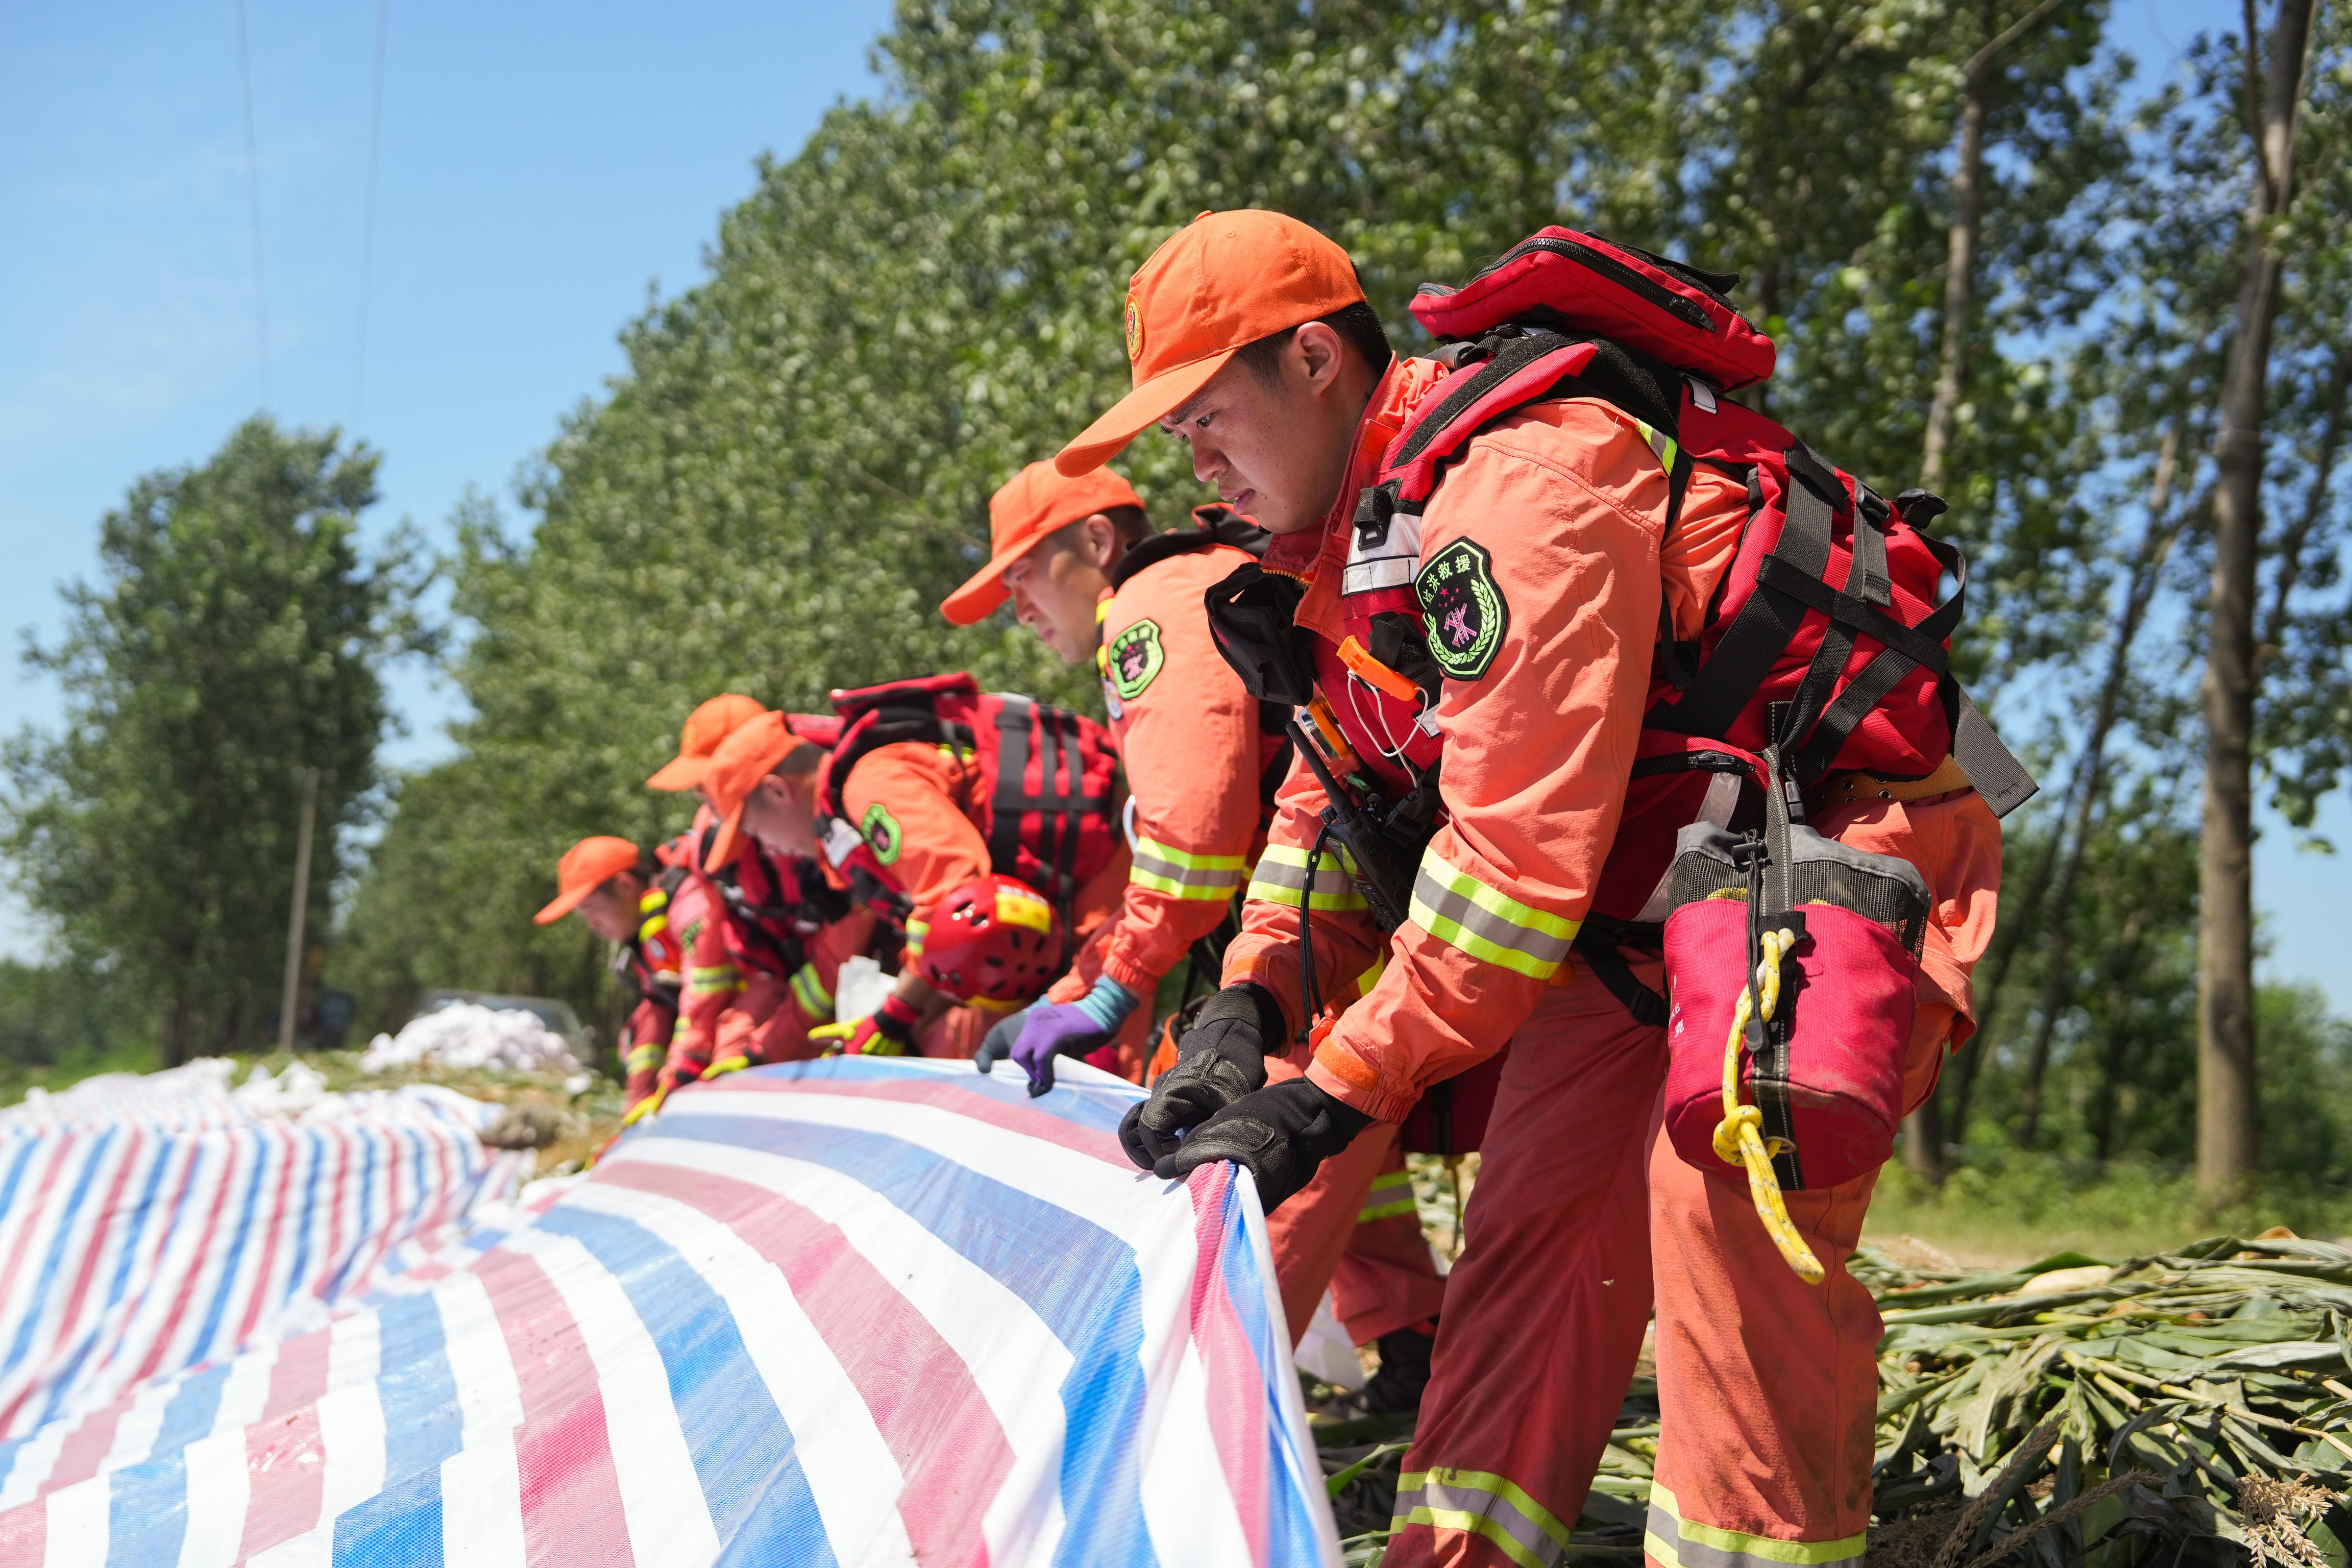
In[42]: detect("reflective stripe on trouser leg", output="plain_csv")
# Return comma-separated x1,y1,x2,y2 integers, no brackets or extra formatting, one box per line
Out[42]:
1644,1486,1864,1568
1245,841,1366,912
1357,1167,1415,1224
1129,835,1248,900
685,965,741,997
1391,1467,1574,1568
1384,975,1664,1568
1407,844,1577,980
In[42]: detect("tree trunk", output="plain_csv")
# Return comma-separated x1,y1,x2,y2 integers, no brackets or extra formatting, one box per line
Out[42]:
2015,428,2188,1148
2198,0,2317,1197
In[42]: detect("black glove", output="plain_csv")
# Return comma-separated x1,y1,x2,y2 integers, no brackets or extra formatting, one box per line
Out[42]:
1150,1077,1374,1212
1117,983,1284,1170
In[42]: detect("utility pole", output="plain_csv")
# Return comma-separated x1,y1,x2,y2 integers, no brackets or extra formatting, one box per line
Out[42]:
277,767,321,1054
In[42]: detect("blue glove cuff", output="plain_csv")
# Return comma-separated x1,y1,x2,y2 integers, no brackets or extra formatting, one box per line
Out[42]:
1073,977,1140,1034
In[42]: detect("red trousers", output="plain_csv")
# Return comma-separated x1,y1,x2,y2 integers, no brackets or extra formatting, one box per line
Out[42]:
1384,957,1942,1568
1265,1055,1448,1348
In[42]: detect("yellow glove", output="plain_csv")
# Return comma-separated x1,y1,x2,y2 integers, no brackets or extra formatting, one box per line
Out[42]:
701,1054,751,1080
619,1084,668,1129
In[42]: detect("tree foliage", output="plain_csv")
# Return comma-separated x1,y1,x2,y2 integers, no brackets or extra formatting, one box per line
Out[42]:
5,418,426,1062
326,0,2352,1187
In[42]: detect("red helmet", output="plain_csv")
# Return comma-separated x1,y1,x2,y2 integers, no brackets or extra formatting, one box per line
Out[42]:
916,875,1065,1007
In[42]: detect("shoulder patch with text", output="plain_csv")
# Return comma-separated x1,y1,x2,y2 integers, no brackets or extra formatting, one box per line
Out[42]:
1415,538,1509,681
1105,618,1166,701
860,801,903,865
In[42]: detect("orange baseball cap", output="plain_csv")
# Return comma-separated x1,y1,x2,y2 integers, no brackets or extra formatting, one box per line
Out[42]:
1056,210,1365,477
701,710,802,872
940,462,1144,625
534,836,643,924
647,693,766,791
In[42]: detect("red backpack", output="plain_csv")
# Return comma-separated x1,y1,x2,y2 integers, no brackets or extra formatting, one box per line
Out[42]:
1375,228,2035,921
815,673,1122,919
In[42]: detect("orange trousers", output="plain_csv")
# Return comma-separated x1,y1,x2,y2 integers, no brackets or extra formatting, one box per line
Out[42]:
1265,1053,1448,1349
1384,955,1946,1568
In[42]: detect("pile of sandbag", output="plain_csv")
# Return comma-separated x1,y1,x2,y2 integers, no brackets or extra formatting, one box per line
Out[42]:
359,1000,581,1075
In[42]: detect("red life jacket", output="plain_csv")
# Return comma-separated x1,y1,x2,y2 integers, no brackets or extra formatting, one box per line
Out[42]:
815,673,1121,921
1314,228,2033,928
609,864,689,1007
696,826,853,978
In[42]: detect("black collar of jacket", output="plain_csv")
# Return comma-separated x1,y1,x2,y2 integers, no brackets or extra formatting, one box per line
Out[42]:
1105,505,1270,592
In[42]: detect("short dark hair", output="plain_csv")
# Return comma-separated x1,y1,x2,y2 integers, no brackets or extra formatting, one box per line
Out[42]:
771,742,825,779
1234,300,1394,387
1045,503,1154,555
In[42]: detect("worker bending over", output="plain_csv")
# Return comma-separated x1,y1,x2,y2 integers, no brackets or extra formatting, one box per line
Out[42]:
940,461,1280,1087
533,835,700,1111
1058,210,2007,1568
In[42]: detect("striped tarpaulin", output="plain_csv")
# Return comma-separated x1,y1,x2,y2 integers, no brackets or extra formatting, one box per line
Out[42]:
0,1074,529,1458
0,1058,1340,1566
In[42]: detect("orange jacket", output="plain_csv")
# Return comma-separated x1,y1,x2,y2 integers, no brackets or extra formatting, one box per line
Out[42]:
1081,541,1282,998
1227,360,1735,1121
840,741,1131,962
660,862,736,1086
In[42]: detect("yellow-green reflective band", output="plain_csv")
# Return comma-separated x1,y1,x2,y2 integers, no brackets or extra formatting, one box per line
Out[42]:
1130,836,1248,900
1635,418,1680,473
1356,947,1387,995
790,962,835,1021
1359,1196,1417,1223
1246,842,1366,912
638,886,669,914
1408,848,1577,981
685,964,740,996
1392,1467,1572,1568
905,919,929,959
1646,1485,1866,1567
624,1043,663,1071
636,913,669,944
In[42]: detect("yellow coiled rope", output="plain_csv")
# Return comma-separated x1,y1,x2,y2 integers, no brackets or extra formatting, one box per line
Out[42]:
1710,925,1825,1285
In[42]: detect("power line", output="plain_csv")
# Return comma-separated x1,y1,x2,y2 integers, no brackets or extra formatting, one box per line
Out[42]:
234,0,271,411
353,0,389,430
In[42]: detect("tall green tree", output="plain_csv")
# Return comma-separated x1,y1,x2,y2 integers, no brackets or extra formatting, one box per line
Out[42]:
4,418,427,1063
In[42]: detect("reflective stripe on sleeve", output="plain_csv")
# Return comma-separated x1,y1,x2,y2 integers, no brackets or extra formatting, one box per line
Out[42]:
789,962,835,1021
1391,1467,1574,1568
636,912,669,945
1645,1485,1865,1568
1246,842,1367,912
1357,1167,1416,1225
1408,844,1577,981
685,964,741,997
1634,417,1680,473
1129,836,1248,901
623,1043,664,1073
905,918,928,961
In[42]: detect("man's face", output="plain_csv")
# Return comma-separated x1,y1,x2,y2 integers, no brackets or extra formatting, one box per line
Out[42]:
578,874,644,943
1157,323,1364,536
741,772,819,857
1001,522,1114,665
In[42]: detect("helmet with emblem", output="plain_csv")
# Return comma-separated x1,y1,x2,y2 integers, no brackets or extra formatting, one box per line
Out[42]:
915,875,1067,1008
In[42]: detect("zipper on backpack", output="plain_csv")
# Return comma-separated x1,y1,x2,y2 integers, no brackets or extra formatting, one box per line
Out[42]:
1482,235,1716,333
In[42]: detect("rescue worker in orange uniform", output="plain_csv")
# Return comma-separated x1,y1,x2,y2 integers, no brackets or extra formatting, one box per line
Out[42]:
533,836,699,1112
650,697,877,1071
1055,210,2002,1568
698,707,1114,1058
939,461,1273,1085
642,694,765,1093
942,454,1447,1392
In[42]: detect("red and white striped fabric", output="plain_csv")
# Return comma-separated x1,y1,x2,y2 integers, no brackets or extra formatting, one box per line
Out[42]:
0,1068,527,1453
0,1057,1339,1566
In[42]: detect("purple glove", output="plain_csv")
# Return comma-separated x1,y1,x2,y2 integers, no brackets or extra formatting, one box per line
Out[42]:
976,979,1138,1097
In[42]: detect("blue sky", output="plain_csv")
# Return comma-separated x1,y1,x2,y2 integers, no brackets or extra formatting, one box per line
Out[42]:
1,0,2342,1011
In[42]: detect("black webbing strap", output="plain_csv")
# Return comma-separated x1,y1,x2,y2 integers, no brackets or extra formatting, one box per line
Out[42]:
1648,442,1840,739
1571,928,1668,1027
987,698,1036,888
1750,731,1805,1191
1386,333,1577,476
1951,689,2039,817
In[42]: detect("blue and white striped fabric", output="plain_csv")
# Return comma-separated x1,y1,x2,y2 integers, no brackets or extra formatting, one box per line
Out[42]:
0,1058,1340,1566
0,1070,525,1458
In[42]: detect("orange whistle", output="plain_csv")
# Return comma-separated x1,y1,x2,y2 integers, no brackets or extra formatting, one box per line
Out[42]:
1338,636,1423,704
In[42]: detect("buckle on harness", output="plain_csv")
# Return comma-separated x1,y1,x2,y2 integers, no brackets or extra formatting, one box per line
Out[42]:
1353,481,1400,549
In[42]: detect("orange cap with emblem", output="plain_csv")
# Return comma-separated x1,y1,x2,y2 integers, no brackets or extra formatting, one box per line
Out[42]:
647,693,767,791
1055,210,1365,477
534,836,643,925
700,710,801,872
940,461,1144,626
